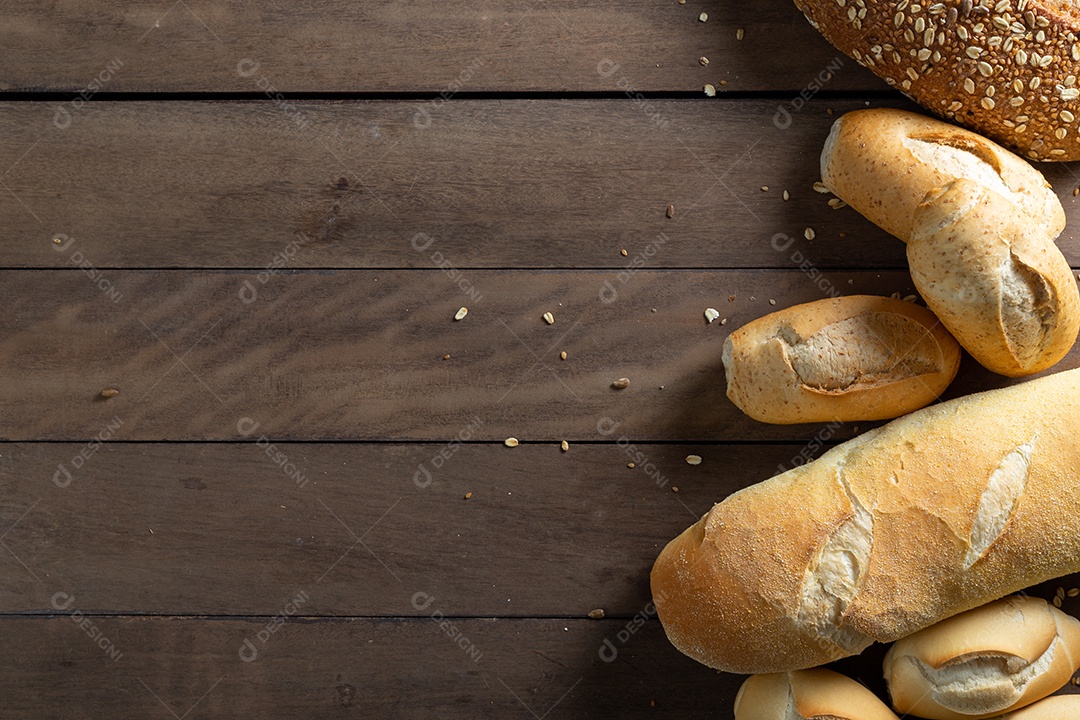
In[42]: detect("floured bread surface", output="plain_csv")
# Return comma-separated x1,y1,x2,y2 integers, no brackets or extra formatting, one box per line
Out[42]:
884,596,1080,719
999,254,1056,368
796,468,874,654
723,295,960,424
819,109,1064,243
783,312,941,393
909,179,1080,377
651,369,1080,674
965,438,1036,569
734,669,899,720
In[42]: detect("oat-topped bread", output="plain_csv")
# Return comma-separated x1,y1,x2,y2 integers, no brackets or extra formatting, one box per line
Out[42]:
794,0,1080,160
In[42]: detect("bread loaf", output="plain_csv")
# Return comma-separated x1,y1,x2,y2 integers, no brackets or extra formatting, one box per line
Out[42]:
722,295,961,424
651,368,1080,674
793,0,1080,160
820,109,1064,243
884,596,1080,719
909,179,1080,377
1000,696,1080,718
734,669,898,719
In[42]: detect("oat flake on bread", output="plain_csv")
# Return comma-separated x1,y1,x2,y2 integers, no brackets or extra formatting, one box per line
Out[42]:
794,0,1080,160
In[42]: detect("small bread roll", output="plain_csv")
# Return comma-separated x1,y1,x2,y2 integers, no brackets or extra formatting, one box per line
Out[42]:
820,109,1064,243
735,669,898,720
722,295,961,424
1000,696,1080,719
884,596,1080,720
909,179,1080,377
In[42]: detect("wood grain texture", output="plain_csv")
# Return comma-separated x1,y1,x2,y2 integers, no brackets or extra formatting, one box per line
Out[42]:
10,98,1078,270
0,616,749,718
0,441,773,616
6,99,1080,270
3,610,1077,719
0,0,880,94
5,268,1073,442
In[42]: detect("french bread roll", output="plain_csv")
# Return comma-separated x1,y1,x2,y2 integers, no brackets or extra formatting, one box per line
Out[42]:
722,295,961,424
883,596,1080,719
651,368,1080,674
820,109,1064,243
1000,696,1080,718
793,0,1080,160
909,179,1080,377
734,668,898,720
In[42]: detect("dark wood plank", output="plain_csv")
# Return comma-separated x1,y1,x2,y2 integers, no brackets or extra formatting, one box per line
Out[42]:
0,0,879,94
3,610,1077,718
0,617,739,718
6,99,1079,270
5,268,1073,442
0,441,761,615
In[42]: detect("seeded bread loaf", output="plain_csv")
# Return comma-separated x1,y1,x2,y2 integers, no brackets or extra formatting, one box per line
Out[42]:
722,295,961,424
734,669,898,719
651,368,1080,674
820,109,1064,243
909,179,1080,376
794,0,1080,160
884,596,1080,719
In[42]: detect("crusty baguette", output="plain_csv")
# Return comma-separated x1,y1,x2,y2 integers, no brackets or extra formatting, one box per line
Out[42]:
884,596,1080,719
793,0,1080,160
734,668,898,719
651,368,1080,674
909,179,1080,377
1000,696,1080,718
820,109,1064,243
722,295,961,424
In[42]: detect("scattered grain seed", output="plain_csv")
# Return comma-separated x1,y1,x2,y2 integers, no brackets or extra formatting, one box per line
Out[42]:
685,454,702,466
891,291,901,299
720,318,727,325
782,190,790,201
804,227,816,240
768,299,776,306
1069,588,1079,597
666,204,675,218
704,308,720,323
672,486,679,493
699,12,708,22
627,462,635,469
703,83,715,97
1057,586,1066,600
52,237,63,245
561,440,569,452
504,437,519,447
728,294,736,302
100,388,119,398
543,311,555,325
454,307,468,321
612,377,630,389
588,608,605,619
1074,187,1079,197
699,56,710,66
736,28,744,40
749,296,756,302
760,185,769,192
443,354,451,360
560,351,567,360
464,492,473,500
828,198,847,209
1054,595,1063,607
903,294,918,303
813,181,829,194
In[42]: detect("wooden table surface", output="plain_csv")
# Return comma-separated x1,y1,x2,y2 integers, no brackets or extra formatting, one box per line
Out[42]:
3,1,1080,717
